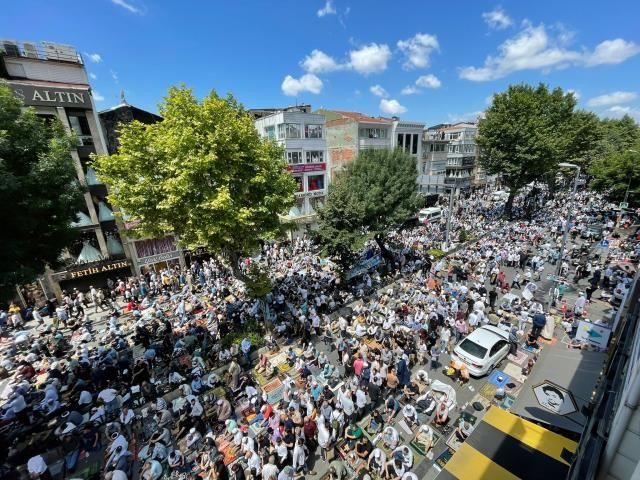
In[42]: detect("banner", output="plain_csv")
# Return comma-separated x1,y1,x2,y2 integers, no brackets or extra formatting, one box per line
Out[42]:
288,163,326,173
575,320,612,350
346,255,382,280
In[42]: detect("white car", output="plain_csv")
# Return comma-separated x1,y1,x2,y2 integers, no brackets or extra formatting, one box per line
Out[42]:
451,325,510,377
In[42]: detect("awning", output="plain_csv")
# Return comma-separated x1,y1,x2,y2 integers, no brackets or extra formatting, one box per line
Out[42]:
436,407,577,480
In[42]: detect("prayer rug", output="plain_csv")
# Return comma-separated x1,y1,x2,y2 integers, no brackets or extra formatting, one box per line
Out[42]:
504,378,523,396
499,394,516,410
212,386,226,399
397,419,414,438
433,448,455,471
471,393,492,411
252,370,270,386
446,431,464,451
502,362,523,379
479,382,498,401
410,430,441,457
266,385,285,405
263,378,283,395
277,362,292,374
507,349,529,366
488,370,511,388
431,420,453,437
522,343,540,354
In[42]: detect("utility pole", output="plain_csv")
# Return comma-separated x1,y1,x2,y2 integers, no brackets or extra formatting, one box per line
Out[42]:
444,187,455,250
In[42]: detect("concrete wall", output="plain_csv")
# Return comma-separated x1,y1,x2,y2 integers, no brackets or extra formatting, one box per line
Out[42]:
4,57,88,84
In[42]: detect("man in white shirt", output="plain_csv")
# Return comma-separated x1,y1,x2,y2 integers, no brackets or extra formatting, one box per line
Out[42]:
262,455,278,480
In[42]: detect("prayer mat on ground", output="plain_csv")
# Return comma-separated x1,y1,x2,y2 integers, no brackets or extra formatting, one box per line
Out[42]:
504,378,523,396
502,362,524,379
522,343,540,354
507,349,529,366
488,370,511,388
446,431,465,451
397,419,415,438
410,430,441,457
277,362,292,374
267,385,285,405
472,393,492,411
538,336,557,346
263,378,283,394
212,386,226,399
431,420,453,437
433,448,455,471
499,394,516,410
249,422,264,437
479,382,498,401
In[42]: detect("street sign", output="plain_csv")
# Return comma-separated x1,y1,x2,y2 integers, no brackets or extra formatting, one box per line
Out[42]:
619,202,629,209
600,239,610,248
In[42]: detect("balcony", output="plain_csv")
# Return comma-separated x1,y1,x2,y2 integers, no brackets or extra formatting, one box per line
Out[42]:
1,40,83,64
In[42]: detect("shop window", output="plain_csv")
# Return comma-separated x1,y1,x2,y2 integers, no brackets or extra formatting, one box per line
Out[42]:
307,174,325,191
265,126,276,140
294,175,304,192
279,123,301,139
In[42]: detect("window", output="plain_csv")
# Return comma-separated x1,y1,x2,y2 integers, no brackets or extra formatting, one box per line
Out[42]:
68,114,93,145
459,339,487,359
286,151,303,164
293,175,304,192
277,124,286,140
489,340,507,357
305,124,323,138
397,134,404,148
265,126,276,140
360,127,387,139
305,151,324,163
307,174,325,191
285,123,301,138
412,134,419,154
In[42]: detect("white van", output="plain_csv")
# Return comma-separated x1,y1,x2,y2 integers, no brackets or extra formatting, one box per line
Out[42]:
418,207,442,223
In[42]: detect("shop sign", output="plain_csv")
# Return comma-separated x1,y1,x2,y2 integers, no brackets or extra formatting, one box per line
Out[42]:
288,163,326,173
67,260,130,279
138,251,180,265
9,82,93,109
295,190,326,198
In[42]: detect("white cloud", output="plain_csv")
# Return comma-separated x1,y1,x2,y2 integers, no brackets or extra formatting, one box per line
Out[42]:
110,69,119,82
401,74,441,95
89,73,97,80
567,89,580,100
369,85,388,98
349,43,392,75
448,111,485,123
401,85,420,95
281,74,323,96
587,91,637,107
317,0,336,17
86,52,102,63
111,0,142,14
415,74,441,89
482,7,513,30
459,22,640,81
301,49,343,74
93,91,105,102
585,39,640,66
605,105,640,121
397,33,439,70
379,99,407,115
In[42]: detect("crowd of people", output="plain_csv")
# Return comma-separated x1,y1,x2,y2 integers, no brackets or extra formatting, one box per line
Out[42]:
0,187,638,480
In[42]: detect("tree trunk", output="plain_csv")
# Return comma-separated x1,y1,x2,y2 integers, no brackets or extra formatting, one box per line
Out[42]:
375,234,396,270
504,190,516,220
226,250,250,284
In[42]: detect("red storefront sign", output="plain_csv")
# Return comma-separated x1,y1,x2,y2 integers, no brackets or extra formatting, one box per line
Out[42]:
287,163,326,173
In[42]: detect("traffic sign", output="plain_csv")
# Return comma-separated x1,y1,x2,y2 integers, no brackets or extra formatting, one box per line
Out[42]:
600,239,610,248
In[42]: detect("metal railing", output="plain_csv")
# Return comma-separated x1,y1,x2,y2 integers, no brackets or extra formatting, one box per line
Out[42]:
1,40,83,64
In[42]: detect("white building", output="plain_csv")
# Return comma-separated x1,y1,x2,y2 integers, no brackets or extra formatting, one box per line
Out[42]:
391,119,426,191
421,130,449,194
254,109,328,234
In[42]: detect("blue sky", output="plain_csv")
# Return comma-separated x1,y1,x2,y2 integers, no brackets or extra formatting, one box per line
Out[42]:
3,0,640,126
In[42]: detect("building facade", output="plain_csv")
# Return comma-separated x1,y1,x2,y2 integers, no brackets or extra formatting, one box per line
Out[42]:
391,118,426,191
320,110,393,181
99,100,187,276
1,40,134,298
254,109,328,235
421,130,449,195
436,122,478,191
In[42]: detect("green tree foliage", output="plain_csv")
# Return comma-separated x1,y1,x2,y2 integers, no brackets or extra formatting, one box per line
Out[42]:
0,84,83,299
599,115,640,155
478,84,598,214
92,86,296,280
315,148,419,271
590,146,640,206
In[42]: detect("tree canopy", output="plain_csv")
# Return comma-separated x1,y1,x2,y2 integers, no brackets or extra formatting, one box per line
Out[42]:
590,143,640,206
0,83,83,299
477,83,600,213
315,148,419,271
92,85,296,280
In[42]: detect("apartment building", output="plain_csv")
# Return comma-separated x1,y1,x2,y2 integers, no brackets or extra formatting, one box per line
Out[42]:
391,118,426,189
99,97,187,276
421,129,449,194
437,122,479,190
254,108,328,234
1,39,133,298
320,110,393,181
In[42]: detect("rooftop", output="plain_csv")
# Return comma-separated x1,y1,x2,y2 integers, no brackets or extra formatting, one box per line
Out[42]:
1,39,83,65
327,110,392,124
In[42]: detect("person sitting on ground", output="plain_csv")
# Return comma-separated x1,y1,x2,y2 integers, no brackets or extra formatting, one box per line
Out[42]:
414,424,434,453
367,409,384,434
368,448,387,476
434,400,449,425
382,425,399,450
402,404,419,427
455,420,475,442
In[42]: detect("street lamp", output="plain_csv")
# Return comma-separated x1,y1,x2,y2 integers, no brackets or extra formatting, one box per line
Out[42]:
555,162,581,278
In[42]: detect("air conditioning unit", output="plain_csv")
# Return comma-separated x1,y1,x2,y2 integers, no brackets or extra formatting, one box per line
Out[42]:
1,39,20,56
22,42,39,59
42,41,78,62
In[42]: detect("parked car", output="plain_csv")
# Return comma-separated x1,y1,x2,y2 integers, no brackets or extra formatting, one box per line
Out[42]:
451,325,510,377
418,207,442,223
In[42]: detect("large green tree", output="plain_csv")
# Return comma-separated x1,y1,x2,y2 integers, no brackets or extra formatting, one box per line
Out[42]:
92,86,296,281
315,148,419,271
590,144,640,207
0,83,83,299
478,83,599,214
